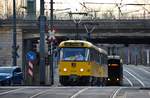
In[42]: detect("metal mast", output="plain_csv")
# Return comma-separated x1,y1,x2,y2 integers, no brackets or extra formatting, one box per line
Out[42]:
39,0,46,85
12,0,17,66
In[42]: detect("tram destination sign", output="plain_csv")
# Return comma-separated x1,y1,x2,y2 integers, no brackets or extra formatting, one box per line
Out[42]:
64,42,84,47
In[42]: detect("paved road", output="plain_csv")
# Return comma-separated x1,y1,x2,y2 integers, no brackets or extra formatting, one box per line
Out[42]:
123,65,150,87
0,65,150,98
0,86,150,98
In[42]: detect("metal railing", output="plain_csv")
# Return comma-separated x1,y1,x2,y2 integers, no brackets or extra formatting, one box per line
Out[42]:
1,11,150,21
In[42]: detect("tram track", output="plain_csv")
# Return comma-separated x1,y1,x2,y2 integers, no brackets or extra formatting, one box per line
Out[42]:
29,89,51,98
0,87,24,96
0,87,51,98
27,86,86,98
0,65,149,98
68,87,123,98
110,87,122,98
70,87,89,98
25,86,120,98
0,86,146,98
124,69,145,87
123,76,133,87
125,65,150,87
127,65,150,76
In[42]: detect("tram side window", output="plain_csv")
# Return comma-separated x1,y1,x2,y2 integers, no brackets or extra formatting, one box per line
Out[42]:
89,48,100,63
96,51,98,63
104,55,107,64
96,51,100,64
97,53,100,64
101,54,107,65
101,54,103,64
89,49,95,62
89,49,92,61
99,54,102,65
94,50,99,63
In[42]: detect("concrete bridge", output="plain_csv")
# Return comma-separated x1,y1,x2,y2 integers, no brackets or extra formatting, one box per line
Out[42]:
1,19,150,44
0,18,150,66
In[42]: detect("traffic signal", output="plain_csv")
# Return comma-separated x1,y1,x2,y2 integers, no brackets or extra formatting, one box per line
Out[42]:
31,40,38,51
45,56,49,65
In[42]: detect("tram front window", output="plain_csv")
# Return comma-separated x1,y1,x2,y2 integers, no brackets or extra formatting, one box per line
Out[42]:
108,59,120,65
60,48,89,61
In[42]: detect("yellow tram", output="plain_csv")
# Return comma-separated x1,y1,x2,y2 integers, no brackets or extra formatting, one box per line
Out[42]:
58,40,108,86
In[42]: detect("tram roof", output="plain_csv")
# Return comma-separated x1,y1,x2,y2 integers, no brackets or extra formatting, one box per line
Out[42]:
59,40,107,54
59,40,94,47
99,48,107,55
108,55,121,60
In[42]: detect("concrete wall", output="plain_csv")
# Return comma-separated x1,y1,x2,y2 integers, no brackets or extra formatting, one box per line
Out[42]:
0,27,22,66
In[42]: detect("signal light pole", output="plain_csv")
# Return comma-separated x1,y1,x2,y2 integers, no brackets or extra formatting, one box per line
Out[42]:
49,0,54,85
39,0,46,85
12,0,17,66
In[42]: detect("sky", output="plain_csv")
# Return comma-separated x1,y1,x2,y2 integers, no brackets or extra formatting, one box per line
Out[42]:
36,0,149,13
0,0,149,19
35,0,150,19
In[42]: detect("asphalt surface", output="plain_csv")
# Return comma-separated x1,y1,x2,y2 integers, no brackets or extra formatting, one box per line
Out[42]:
0,65,150,98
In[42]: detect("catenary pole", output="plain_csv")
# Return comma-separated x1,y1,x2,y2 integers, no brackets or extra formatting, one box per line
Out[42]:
12,0,17,66
50,0,54,85
39,0,46,85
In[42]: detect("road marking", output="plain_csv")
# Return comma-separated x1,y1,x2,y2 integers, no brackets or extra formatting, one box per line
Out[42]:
124,76,133,87
29,89,50,98
0,88,24,96
70,87,89,98
148,92,150,96
126,65,150,75
138,67,150,74
124,69,145,87
110,87,122,98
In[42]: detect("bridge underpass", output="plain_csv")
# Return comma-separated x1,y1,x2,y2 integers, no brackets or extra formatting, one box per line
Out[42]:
1,19,150,65
1,19,150,86
89,36,150,44
22,34,150,65
23,28,150,44
19,18,150,67
1,19,150,79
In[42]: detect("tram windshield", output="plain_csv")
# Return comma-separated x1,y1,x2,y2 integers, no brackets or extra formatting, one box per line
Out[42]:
108,59,121,64
60,48,89,61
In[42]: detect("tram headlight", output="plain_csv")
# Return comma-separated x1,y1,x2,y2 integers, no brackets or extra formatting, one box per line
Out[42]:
117,78,119,81
80,68,84,72
63,68,67,72
108,78,110,81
